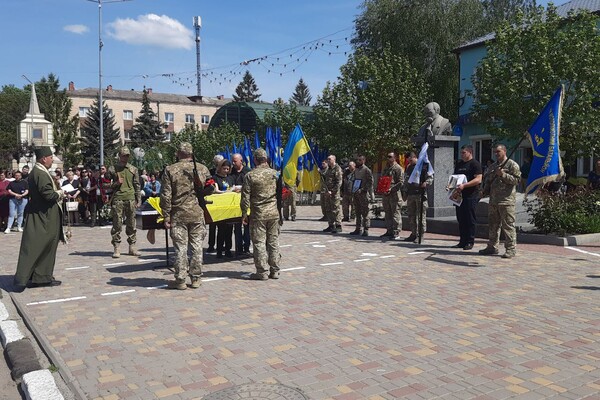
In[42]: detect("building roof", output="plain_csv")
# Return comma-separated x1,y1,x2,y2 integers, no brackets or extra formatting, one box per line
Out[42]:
209,101,314,133
67,87,231,107
453,0,600,52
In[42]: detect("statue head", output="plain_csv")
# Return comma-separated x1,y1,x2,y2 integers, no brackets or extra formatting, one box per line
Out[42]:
424,102,441,123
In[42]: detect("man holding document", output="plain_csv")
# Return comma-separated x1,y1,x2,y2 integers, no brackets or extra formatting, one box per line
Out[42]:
451,145,482,250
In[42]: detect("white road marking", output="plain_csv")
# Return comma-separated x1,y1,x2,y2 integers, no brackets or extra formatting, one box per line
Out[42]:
320,262,344,266
100,289,136,296
280,267,306,272
305,241,321,245
380,255,396,258
353,259,370,262
312,245,326,248
362,253,378,257
65,266,90,270
103,262,126,267
407,252,425,255
27,296,87,306
99,226,111,229
203,277,228,282
280,244,293,248
138,258,162,263
566,246,600,257
146,284,168,290
327,239,341,243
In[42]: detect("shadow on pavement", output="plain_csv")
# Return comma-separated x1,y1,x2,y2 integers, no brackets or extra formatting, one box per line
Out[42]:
571,286,600,290
586,275,600,278
424,253,484,268
70,250,114,257
107,276,167,288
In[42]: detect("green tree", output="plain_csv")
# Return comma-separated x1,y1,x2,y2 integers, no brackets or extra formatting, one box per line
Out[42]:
471,6,600,164
290,78,312,106
313,48,429,161
129,89,165,148
79,98,121,168
482,0,537,28
352,0,491,119
0,85,29,169
262,100,314,141
233,71,261,102
36,74,81,167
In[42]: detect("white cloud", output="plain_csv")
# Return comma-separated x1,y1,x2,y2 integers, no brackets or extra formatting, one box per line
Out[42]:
64,24,89,34
106,14,193,50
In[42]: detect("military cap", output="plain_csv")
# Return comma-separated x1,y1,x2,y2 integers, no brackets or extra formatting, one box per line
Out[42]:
119,147,131,156
253,148,267,159
34,146,53,159
179,142,193,154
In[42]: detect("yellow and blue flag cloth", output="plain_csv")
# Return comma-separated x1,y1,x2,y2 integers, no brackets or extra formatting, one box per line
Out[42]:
525,85,565,195
408,142,434,184
282,124,311,187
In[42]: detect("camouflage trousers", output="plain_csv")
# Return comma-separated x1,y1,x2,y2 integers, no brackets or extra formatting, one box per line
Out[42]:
171,222,206,282
353,192,370,229
111,199,137,245
320,192,327,217
382,192,402,234
342,193,355,220
283,187,297,220
250,218,281,276
406,194,427,237
487,204,517,254
323,193,342,227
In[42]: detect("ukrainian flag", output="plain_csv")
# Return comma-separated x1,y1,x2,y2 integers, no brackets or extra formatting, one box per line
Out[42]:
526,85,565,195
282,124,310,187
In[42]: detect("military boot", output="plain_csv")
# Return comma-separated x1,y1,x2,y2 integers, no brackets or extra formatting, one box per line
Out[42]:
128,244,141,256
168,280,187,290
361,229,369,237
190,277,202,289
478,247,499,255
112,245,120,258
349,228,361,235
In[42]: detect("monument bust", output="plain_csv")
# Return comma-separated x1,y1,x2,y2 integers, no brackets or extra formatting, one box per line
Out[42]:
414,102,452,147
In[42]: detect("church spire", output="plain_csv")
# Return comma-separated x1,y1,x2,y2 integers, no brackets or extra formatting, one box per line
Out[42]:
29,82,40,115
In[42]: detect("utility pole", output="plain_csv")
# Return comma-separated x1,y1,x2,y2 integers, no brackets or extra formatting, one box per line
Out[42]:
193,16,202,97
87,0,131,167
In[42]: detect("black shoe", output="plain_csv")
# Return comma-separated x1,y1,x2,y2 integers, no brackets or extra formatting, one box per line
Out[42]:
404,234,417,242
463,243,474,250
291,216,295,221
451,243,466,248
216,252,223,258
349,229,361,235
29,279,62,288
225,251,233,258
206,247,217,255
323,226,333,232
333,225,342,233
361,230,369,237
379,231,393,238
285,217,289,221
342,217,349,222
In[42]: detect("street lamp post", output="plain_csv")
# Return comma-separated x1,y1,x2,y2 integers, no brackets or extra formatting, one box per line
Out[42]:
22,75,35,165
87,0,131,167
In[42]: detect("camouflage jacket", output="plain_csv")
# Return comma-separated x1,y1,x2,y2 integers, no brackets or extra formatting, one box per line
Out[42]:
482,158,521,205
160,159,211,225
352,164,373,196
382,163,404,194
241,164,279,220
109,163,140,203
324,164,343,194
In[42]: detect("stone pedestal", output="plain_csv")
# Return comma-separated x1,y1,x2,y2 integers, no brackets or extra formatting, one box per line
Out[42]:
426,135,459,217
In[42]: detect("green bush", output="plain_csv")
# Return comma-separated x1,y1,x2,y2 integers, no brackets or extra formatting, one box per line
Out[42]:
524,188,600,236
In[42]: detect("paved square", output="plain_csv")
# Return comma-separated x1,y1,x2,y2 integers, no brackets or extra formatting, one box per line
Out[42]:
1,206,599,399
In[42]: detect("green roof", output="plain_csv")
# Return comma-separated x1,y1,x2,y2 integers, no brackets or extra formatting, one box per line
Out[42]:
208,101,313,132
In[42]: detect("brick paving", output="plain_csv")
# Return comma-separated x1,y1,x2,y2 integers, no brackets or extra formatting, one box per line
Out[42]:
1,205,599,400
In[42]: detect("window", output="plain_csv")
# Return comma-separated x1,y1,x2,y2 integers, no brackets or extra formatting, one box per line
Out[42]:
164,132,172,142
164,112,174,123
124,130,131,140
79,107,90,117
32,128,43,139
123,110,133,120
473,138,492,166
185,114,195,124
201,115,210,124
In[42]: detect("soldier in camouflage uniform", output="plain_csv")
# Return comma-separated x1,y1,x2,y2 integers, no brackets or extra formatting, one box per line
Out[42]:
318,160,328,221
322,155,343,233
342,161,356,221
380,153,405,239
110,147,141,258
350,155,374,237
479,144,521,259
161,142,211,290
241,148,281,280
283,174,300,221
403,151,433,243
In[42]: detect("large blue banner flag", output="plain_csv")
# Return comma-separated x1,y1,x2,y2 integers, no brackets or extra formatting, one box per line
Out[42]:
525,86,565,195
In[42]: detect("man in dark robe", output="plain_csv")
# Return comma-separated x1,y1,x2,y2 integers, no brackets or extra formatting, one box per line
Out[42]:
14,146,65,291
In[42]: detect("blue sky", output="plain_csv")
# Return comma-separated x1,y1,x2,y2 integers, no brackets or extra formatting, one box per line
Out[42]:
0,0,554,103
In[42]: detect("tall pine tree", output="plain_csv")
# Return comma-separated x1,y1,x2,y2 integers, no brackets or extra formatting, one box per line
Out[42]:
233,71,261,102
79,98,121,167
129,89,165,148
290,78,312,106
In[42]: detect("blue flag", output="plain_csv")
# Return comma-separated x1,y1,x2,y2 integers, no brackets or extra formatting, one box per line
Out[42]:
408,142,434,184
526,86,565,195
254,132,261,150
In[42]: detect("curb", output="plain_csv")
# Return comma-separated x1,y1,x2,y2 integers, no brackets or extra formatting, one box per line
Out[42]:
0,294,64,400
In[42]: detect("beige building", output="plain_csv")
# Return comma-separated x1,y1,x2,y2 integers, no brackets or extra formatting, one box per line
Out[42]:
67,82,230,142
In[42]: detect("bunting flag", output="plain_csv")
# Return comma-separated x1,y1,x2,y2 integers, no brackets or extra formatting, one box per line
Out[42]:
282,124,311,187
525,85,565,195
408,142,434,184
